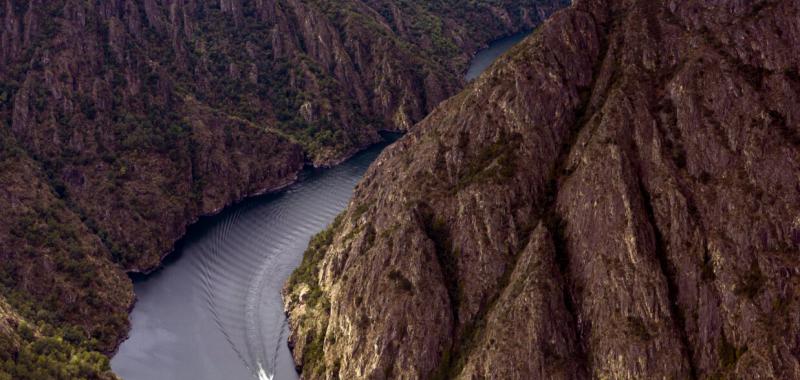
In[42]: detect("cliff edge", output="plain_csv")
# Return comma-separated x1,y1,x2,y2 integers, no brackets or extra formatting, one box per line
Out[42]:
285,0,800,378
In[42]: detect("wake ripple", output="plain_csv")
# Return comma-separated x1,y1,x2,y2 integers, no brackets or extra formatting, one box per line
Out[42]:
191,147,382,379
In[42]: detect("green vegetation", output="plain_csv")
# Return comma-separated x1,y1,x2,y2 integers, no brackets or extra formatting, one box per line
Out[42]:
171,4,370,161
454,132,521,192
351,201,373,223
0,134,128,380
718,334,747,369
287,214,343,309
300,327,328,379
284,214,348,378
626,316,653,341
0,321,115,380
2,0,547,273
735,260,765,299
1,201,127,349
388,270,414,293
1,1,555,378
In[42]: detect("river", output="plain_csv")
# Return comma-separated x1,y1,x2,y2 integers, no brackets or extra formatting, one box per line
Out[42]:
111,31,529,380
465,31,531,81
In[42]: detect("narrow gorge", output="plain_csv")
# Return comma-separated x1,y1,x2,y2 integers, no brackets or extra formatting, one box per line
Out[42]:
112,28,531,380
0,0,565,379
1,0,798,379
111,143,391,380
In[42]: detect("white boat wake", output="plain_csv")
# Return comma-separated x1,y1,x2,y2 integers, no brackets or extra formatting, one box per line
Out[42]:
257,363,273,380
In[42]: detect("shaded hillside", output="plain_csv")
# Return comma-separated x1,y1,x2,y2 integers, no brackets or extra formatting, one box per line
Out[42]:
0,0,566,378
284,0,800,378
1,0,566,272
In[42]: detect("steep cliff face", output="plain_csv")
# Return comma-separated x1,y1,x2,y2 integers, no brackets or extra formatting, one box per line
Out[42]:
0,0,567,378
0,128,131,378
284,0,800,378
1,0,566,273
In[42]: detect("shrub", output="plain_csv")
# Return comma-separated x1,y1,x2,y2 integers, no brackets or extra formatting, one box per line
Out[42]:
735,260,765,299
388,270,414,293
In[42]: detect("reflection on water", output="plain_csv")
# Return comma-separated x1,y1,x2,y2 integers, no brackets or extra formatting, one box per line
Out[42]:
112,144,388,380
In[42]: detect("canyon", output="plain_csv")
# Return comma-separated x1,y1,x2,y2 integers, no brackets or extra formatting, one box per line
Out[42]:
0,0,566,378
111,30,531,380
111,142,391,380
1,0,797,379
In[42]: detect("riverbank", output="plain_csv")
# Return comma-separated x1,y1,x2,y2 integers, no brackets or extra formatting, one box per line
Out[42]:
113,28,537,379
111,142,395,380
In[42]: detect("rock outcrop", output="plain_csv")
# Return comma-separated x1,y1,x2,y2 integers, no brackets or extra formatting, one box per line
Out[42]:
284,0,800,378
0,0,566,378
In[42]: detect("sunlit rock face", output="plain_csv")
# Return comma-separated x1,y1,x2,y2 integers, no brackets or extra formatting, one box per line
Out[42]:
284,0,800,378
0,0,567,377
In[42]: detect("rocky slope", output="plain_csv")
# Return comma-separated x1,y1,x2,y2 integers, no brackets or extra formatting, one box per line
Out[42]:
284,0,800,378
0,128,130,378
0,0,567,378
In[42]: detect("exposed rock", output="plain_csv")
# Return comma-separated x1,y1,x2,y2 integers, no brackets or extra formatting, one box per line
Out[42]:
0,0,567,377
285,0,800,378
457,223,585,379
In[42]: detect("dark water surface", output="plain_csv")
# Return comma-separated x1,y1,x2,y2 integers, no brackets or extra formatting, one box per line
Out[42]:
112,32,525,380
111,145,386,380
465,31,531,81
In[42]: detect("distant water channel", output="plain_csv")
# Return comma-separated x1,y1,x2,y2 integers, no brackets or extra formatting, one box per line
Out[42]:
111,31,529,380
465,31,531,81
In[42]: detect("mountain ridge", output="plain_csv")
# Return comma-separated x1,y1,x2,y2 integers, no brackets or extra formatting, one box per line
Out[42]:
284,0,800,378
